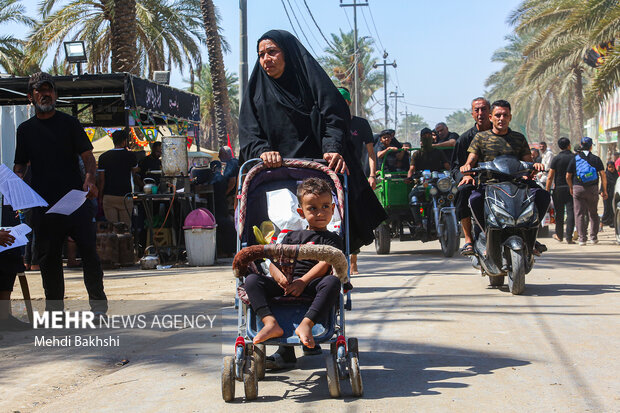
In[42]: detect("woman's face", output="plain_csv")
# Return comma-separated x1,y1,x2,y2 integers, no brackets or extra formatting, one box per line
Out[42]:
258,39,285,79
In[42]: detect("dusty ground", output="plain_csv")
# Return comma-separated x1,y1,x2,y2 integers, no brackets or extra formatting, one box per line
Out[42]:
1,223,619,413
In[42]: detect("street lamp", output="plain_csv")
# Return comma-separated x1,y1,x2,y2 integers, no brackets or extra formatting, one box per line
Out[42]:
63,41,87,75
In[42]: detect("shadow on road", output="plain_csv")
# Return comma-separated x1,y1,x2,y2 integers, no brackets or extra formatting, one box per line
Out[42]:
520,283,620,297
239,340,530,403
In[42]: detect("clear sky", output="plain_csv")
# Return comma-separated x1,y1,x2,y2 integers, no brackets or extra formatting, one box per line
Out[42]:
2,0,522,128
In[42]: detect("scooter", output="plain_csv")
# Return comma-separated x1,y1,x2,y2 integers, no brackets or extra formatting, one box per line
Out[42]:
467,156,540,295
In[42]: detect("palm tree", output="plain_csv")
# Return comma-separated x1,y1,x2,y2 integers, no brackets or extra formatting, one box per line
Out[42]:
0,0,35,73
397,113,428,144
319,29,383,118
28,0,205,77
200,0,234,148
109,0,137,73
189,64,239,150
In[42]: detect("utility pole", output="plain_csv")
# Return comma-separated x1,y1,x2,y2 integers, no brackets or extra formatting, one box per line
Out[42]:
389,87,404,132
400,107,409,142
340,0,368,116
373,51,396,128
239,0,248,111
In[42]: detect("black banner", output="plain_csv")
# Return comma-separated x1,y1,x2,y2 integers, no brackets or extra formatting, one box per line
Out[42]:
124,75,200,122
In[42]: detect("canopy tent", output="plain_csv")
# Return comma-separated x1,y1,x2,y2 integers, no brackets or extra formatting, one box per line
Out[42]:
0,73,201,148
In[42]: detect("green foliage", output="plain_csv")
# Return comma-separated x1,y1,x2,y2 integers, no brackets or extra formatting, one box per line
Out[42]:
319,29,384,119
26,0,211,77
445,109,471,135
397,113,428,144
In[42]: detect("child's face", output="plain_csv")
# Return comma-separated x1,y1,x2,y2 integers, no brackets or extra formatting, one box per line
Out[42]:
297,191,334,231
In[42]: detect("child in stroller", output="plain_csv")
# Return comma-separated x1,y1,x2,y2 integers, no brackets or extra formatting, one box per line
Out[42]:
244,177,342,349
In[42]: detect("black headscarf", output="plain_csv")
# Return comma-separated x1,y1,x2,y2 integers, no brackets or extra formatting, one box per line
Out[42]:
239,29,351,161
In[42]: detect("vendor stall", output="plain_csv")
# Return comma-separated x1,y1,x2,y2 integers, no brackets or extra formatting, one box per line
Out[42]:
0,73,220,266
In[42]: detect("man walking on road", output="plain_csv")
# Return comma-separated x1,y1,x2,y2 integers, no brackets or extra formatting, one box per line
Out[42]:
566,137,607,245
451,97,492,254
546,137,575,244
13,72,107,316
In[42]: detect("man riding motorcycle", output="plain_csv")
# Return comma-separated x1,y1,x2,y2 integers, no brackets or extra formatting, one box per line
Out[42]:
459,99,550,256
407,128,451,233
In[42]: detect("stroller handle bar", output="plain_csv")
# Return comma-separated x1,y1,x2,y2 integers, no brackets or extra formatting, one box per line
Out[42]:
232,244,349,284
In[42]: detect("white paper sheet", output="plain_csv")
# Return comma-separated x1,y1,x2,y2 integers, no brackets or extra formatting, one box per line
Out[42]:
45,189,88,215
0,164,48,210
0,223,31,252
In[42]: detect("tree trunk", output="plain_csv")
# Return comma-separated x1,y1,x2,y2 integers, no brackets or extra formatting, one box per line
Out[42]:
567,88,578,145
552,87,561,144
109,0,138,74
573,66,584,142
201,0,233,148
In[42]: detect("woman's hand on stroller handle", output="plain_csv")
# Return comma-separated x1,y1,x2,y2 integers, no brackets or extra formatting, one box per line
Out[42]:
260,151,283,168
323,153,349,175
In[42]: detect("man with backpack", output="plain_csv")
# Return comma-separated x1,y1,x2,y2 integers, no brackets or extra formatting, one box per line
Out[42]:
566,137,607,245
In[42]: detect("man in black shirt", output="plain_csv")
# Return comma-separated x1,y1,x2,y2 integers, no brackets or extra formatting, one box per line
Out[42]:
566,137,607,245
98,129,138,228
338,87,377,188
375,129,402,172
451,97,492,253
433,122,458,160
14,72,106,315
545,137,575,243
407,128,449,178
138,141,162,186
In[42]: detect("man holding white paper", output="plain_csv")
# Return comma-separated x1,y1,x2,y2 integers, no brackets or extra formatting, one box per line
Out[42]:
13,72,107,316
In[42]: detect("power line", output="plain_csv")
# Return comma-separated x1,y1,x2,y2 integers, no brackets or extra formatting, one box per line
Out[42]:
291,0,322,53
402,100,462,111
341,7,353,31
303,0,336,51
366,5,385,53
285,0,318,56
280,0,301,40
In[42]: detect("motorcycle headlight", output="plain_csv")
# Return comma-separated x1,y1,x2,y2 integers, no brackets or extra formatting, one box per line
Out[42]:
516,203,536,225
490,204,515,226
429,187,438,196
451,186,458,195
437,177,451,192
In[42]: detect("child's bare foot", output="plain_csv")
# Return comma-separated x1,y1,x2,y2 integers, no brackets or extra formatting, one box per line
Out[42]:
295,318,315,348
253,316,283,344
350,254,359,274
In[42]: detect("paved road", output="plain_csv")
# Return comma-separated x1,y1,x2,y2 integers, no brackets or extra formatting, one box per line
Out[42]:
1,229,619,412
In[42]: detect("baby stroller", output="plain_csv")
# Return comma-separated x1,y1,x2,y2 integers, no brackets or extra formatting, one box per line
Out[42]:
221,159,362,401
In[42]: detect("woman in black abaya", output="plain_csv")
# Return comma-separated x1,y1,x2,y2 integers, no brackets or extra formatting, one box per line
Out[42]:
239,29,386,253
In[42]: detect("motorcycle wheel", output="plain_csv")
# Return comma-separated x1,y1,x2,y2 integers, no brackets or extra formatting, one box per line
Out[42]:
375,223,391,255
488,275,505,287
439,215,459,257
507,248,526,295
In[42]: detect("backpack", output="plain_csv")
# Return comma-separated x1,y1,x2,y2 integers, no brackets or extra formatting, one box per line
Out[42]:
574,153,597,184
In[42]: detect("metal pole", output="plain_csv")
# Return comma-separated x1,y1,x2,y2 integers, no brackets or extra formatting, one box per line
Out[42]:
373,52,395,129
239,0,248,111
353,0,359,116
390,89,404,131
340,1,368,116
383,59,388,126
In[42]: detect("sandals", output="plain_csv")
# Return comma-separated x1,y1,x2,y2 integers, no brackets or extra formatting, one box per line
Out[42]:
460,242,474,256
265,352,296,370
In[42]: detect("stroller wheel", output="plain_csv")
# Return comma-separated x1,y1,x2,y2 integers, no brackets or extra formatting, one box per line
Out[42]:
349,354,363,397
325,355,341,398
221,356,235,402
254,344,266,380
243,355,258,400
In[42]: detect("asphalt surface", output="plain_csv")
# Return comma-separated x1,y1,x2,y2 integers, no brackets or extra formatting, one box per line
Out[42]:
1,227,619,412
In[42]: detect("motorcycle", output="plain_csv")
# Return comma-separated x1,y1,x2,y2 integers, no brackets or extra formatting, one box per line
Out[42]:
407,170,460,257
466,156,541,295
